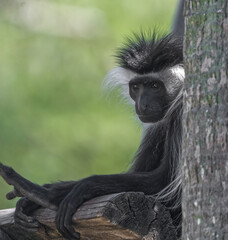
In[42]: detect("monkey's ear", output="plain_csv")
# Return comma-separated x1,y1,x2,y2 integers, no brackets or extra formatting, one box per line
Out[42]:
103,67,136,104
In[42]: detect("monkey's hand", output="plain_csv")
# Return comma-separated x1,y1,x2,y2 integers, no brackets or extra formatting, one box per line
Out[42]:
14,197,41,232
55,177,98,240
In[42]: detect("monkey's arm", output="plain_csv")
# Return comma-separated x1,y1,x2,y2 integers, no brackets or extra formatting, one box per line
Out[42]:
0,162,168,205
55,168,169,240
0,162,170,240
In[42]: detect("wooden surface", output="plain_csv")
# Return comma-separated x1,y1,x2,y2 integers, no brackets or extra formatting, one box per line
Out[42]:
0,192,177,240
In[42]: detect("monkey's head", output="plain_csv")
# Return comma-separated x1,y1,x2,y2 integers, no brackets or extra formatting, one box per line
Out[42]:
105,33,185,123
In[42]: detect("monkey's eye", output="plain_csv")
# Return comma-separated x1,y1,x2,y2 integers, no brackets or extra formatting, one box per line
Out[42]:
131,84,139,91
150,81,159,88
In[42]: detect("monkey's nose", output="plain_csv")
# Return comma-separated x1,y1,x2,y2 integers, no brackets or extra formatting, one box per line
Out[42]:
139,103,148,113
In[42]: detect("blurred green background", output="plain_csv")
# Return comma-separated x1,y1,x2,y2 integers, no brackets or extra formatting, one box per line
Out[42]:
0,0,177,208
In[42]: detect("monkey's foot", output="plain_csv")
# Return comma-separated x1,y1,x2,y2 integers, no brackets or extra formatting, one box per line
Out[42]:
0,162,57,210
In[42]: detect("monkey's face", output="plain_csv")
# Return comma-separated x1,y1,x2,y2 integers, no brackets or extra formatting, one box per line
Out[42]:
129,76,170,123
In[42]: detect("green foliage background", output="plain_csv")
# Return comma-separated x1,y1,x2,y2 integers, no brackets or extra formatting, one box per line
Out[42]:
0,0,177,208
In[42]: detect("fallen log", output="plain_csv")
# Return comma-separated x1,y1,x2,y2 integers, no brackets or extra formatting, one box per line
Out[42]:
0,192,177,240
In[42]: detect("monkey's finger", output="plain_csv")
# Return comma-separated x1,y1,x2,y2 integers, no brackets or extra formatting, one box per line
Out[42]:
56,203,79,240
14,205,41,231
14,221,40,233
15,208,36,224
6,191,16,200
15,216,40,229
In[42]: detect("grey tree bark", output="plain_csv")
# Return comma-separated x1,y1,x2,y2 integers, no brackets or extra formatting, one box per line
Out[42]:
182,0,228,240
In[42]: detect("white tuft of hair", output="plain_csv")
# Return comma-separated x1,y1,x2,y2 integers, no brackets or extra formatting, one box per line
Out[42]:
159,65,185,98
103,67,136,104
170,65,185,81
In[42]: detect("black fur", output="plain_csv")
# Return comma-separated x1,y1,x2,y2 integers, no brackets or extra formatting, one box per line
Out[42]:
129,89,183,234
116,32,183,74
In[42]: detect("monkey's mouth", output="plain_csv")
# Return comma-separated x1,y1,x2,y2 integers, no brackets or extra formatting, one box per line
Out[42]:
138,114,163,123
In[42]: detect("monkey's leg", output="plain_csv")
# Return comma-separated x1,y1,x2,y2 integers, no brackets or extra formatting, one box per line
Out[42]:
0,162,57,210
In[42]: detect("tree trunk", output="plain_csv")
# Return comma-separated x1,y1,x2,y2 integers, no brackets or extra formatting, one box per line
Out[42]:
182,0,228,239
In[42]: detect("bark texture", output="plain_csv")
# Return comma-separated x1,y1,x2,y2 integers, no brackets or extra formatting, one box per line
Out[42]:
183,0,228,239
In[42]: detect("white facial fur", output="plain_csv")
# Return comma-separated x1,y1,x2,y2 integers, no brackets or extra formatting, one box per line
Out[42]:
104,65,185,102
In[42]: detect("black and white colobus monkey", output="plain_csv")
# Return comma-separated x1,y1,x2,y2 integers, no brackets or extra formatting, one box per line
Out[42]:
0,1,185,239
0,33,184,239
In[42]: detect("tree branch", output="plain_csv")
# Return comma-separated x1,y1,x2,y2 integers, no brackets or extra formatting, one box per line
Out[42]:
0,192,177,240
